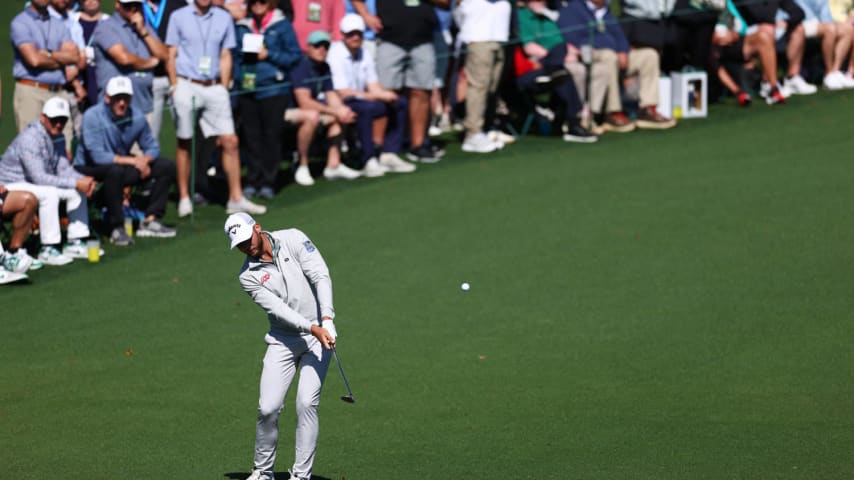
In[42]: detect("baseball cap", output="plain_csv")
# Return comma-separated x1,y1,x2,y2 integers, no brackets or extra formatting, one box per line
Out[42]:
224,212,256,249
117,0,143,4
340,14,365,34
307,30,332,46
42,97,70,119
106,76,134,97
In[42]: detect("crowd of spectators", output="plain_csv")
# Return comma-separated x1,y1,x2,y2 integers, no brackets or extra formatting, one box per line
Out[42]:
2,0,854,284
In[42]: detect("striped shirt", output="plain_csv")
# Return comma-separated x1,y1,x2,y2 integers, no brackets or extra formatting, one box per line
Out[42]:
0,121,81,189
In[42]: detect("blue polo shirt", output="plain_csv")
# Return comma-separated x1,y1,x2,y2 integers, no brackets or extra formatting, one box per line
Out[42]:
11,8,72,84
92,13,159,113
165,5,236,81
74,101,160,167
290,56,333,101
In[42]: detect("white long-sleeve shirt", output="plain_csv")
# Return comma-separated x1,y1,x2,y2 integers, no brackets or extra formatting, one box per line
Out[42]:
456,0,512,43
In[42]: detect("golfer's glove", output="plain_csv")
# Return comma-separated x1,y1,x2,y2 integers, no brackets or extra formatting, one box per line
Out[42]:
323,319,338,340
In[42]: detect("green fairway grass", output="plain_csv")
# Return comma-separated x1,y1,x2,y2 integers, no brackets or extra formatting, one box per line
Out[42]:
1,10,853,478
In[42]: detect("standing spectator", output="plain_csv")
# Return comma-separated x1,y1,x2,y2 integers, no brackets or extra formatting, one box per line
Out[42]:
456,0,512,153
143,0,188,140
165,0,268,217
11,0,80,147
234,0,303,199
326,14,416,174
0,97,96,266
288,30,363,185
75,76,178,245
49,0,89,145
92,0,168,128
351,0,450,162
75,0,111,109
559,0,677,131
288,0,346,50
788,0,854,88
0,187,40,277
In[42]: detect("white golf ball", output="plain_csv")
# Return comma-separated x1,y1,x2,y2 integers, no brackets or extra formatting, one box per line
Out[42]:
461,282,470,291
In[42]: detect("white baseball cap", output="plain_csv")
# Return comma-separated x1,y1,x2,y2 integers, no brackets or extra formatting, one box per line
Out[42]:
224,212,256,249
42,97,70,119
106,76,134,97
339,13,365,34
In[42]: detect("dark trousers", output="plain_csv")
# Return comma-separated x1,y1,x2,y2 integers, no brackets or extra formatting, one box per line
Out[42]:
517,69,584,122
76,159,175,228
238,93,289,190
344,96,407,164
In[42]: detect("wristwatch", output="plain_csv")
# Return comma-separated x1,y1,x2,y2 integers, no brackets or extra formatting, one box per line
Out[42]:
46,50,53,58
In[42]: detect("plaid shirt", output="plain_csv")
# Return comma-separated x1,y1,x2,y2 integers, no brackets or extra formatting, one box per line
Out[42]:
0,121,81,189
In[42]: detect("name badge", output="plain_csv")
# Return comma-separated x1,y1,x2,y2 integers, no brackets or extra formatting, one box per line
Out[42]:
404,0,420,6
199,55,213,76
242,72,257,90
308,2,321,22
85,46,95,66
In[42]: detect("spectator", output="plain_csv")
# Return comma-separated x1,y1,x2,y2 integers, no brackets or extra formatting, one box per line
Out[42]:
49,0,89,144
11,0,80,148
0,187,41,277
233,0,303,199
559,0,677,131
289,0,345,50
0,97,96,266
75,76,178,245
456,0,512,153
828,0,854,81
712,9,788,104
351,0,450,162
288,30,363,185
344,0,378,57
326,14,417,174
516,0,598,142
143,0,188,140
165,0,267,217
92,0,168,129
788,0,854,88
74,0,111,109
428,6,453,136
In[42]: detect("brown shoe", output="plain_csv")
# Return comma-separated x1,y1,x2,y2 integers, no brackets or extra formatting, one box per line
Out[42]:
635,106,677,129
602,112,636,133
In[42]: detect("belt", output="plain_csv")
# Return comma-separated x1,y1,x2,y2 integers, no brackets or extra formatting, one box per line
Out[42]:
16,78,63,92
179,76,220,87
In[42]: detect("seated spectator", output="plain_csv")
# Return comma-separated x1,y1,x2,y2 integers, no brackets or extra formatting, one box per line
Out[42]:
75,76,177,245
559,0,676,131
787,0,854,88
516,0,597,142
712,10,788,104
288,30,363,186
326,14,416,174
0,97,96,266
234,0,303,199
0,186,40,276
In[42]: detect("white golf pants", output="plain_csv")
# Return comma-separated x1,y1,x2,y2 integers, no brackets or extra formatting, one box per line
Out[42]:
5,182,89,245
254,334,330,479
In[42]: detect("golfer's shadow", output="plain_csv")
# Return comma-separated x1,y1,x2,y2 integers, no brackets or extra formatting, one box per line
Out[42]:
225,473,332,480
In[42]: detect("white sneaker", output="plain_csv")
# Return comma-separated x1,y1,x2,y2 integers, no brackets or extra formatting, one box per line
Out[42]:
823,71,847,90
0,269,28,285
462,132,498,153
1,249,33,273
226,197,267,215
361,157,388,177
428,125,443,137
177,197,193,218
323,163,362,180
842,72,854,88
488,130,516,145
379,152,416,173
294,165,315,186
38,246,74,266
245,470,275,480
783,75,817,95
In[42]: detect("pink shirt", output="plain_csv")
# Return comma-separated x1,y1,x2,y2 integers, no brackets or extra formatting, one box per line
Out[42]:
289,0,344,51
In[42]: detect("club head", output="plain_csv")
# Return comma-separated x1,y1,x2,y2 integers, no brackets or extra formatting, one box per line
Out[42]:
341,395,356,404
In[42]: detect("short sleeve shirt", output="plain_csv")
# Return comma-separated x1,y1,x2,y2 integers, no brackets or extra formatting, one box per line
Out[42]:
92,13,160,113
326,41,377,92
290,56,333,100
165,5,237,81
11,8,73,84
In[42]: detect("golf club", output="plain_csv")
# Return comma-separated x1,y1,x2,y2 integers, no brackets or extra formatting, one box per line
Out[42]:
331,345,355,403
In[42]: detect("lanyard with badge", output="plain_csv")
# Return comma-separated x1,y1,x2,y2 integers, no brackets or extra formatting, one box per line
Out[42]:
143,0,167,30
194,12,216,77
404,0,421,7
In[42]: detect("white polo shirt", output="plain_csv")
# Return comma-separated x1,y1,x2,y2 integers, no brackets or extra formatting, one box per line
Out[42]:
326,41,378,93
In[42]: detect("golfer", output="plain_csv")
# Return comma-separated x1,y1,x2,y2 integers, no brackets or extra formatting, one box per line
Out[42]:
225,212,337,480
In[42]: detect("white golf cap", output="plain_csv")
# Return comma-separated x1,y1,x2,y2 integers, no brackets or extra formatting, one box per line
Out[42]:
117,0,143,3
224,212,256,249
339,13,365,34
42,97,70,119
106,76,134,97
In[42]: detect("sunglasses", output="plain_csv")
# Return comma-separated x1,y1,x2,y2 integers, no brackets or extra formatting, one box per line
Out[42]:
344,30,363,38
311,41,330,50
248,0,268,4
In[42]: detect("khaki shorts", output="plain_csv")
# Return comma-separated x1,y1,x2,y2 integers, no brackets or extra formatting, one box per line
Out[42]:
284,108,334,126
172,78,235,139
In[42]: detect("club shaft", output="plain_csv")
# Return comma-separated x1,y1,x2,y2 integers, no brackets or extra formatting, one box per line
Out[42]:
331,347,355,398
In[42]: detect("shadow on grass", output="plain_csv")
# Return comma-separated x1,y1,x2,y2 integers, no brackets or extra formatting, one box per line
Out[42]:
224,473,333,480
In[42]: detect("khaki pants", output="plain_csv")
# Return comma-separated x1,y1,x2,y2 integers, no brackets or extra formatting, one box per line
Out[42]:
566,47,661,113
13,82,74,151
463,41,504,136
